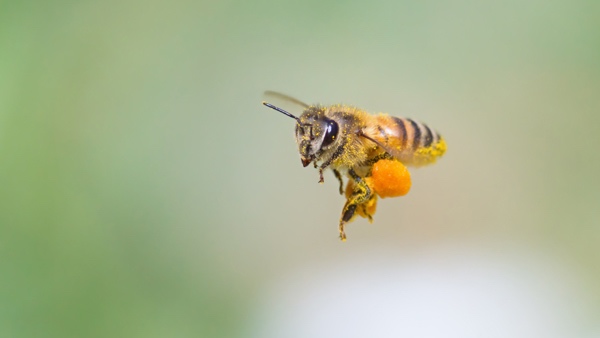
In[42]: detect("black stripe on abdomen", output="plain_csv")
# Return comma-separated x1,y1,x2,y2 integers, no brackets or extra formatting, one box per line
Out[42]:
422,124,433,148
391,117,407,148
407,119,421,150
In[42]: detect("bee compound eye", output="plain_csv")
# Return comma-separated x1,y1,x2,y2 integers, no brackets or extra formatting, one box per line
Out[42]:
321,120,339,147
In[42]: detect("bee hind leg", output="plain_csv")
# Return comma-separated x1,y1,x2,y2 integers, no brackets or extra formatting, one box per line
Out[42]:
333,169,344,195
338,203,356,241
362,203,374,223
338,169,372,241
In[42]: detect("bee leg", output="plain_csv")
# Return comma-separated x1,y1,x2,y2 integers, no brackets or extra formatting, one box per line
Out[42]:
338,169,372,241
338,202,356,241
364,152,393,166
333,169,344,195
312,161,326,184
361,203,374,223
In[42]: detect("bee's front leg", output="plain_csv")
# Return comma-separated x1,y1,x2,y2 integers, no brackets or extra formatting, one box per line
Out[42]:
333,169,344,195
338,169,372,241
315,161,327,184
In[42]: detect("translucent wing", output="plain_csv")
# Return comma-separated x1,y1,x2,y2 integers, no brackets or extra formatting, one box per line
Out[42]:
361,114,446,166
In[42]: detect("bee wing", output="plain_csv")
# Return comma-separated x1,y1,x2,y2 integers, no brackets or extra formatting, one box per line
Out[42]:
263,91,310,109
360,129,411,163
361,114,444,166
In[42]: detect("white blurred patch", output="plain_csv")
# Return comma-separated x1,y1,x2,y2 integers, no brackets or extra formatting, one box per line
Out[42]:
247,240,595,338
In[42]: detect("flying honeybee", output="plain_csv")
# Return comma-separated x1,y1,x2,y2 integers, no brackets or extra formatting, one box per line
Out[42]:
262,91,447,241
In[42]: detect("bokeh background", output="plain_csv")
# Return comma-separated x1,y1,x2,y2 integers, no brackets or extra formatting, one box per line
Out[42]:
2,0,599,337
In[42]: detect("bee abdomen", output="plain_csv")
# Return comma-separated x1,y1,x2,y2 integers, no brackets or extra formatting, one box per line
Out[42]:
388,117,446,165
389,118,438,149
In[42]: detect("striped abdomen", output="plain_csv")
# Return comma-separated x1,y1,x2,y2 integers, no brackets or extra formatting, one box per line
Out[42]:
368,114,447,166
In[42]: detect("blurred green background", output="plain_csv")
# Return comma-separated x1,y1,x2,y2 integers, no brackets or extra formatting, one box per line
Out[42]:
1,0,599,337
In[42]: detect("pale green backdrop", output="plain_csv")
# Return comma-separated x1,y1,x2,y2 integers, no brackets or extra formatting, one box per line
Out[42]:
1,0,599,337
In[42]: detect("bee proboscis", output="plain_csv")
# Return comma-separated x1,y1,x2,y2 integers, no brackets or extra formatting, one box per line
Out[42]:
263,92,447,241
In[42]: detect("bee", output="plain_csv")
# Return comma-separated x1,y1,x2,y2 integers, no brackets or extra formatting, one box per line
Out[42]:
262,91,446,241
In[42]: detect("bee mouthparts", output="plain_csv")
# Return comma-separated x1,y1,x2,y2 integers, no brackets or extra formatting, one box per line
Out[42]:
301,158,311,167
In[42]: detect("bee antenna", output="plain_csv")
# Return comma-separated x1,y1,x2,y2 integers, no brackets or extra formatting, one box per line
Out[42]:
262,101,300,122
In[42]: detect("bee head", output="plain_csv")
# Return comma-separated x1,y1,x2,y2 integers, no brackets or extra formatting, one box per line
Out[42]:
263,102,339,167
295,108,339,167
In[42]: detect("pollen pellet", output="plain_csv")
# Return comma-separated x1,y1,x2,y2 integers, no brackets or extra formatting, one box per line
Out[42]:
370,159,411,198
